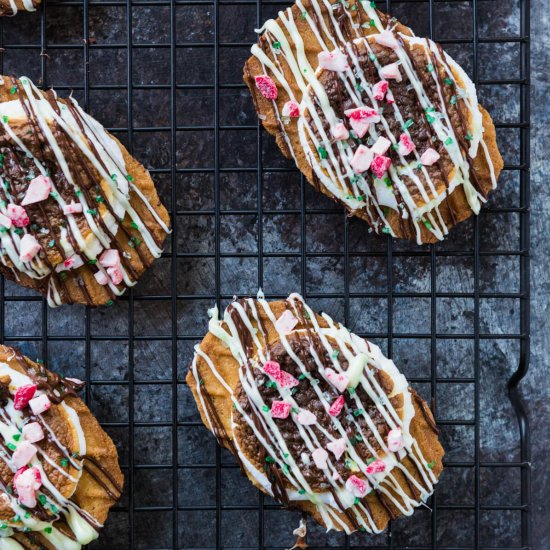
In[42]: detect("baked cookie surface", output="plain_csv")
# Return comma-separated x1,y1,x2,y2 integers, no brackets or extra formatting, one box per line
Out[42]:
244,2,503,244
0,0,39,16
0,75,170,306
187,293,444,534
0,345,123,549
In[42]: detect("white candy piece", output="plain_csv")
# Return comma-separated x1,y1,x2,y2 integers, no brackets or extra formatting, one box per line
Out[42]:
327,437,347,460
94,271,109,286
317,49,349,72
99,248,120,268
295,408,317,425
420,147,441,166
331,123,349,141
350,145,373,174
374,30,400,50
371,136,391,156
19,234,41,263
29,394,51,415
387,427,405,452
274,310,298,335
380,62,402,82
22,422,44,443
312,448,329,469
12,441,37,469
63,201,83,215
21,175,52,206
324,367,349,393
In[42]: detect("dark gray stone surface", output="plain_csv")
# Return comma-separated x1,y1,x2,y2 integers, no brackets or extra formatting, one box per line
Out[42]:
0,0,546,548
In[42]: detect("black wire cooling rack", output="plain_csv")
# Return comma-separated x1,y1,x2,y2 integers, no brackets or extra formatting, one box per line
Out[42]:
0,0,531,548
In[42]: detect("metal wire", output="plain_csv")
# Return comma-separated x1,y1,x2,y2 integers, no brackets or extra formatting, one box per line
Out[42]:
0,0,532,548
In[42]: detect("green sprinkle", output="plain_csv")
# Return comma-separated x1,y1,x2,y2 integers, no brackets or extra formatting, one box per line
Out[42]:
370,1,376,6
354,82,363,92
272,41,281,50
359,526,367,532
331,349,339,359
75,189,82,197
13,228,23,235
355,433,363,441
298,488,306,494
232,402,237,410
0,228,6,234
283,453,289,458
2,116,8,123
450,95,457,105
130,221,139,230
38,494,47,506
282,463,289,475
59,272,68,282
290,387,298,396
49,191,58,199
465,132,474,141
367,457,375,465
88,259,97,265
318,146,328,160
369,52,376,62
6,443,15,451
9,86,16,95
44,526,52,534
6,487,11,495
12,515,20,523
125,174,134,181
265,380,277,389
110,174,117,181
298,373,306,380
384,176,392,187
403,119,414,130
48,239,55,248
426,113,436,124
61,458,69,467
444,137,454,146
354,497,360,504
94,195,105,203
426,63,434,73
0,524,6,530
106,300,114,308
301,10,307,19
86,208,98,216
265,456,275,463
382,227,391,234
131,236,142,246
50,504,59,514
12,434,20,441
392,143,399,151
291,407,300,414
370,19,376,27
444,77,453,85
353,408,364,417
427,461,436,469
348,387,356,395
423,219,433,230
262,405,269,412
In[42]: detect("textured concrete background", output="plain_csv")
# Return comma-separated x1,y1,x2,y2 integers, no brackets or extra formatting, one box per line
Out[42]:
0,0,546,548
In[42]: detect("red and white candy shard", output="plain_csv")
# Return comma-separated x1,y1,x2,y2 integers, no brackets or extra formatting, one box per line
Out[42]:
374,30,400,50
275,310,298,335
19,234,41,263
370,155,392,179
276,370,299,389
371,136,391,156
282,100,300,117
350,145,374,174
263,361,281,376
328,395,345,416
270,400,291,419
372,80,389,101
398,133,416,156
107,265,124,285
331,123,349,141
22,422,44,443
312,448,329,469
7,204,29,228
318,49,349,72
12,441,37,469
254,74,278,100
94,271,109,286
386,89,396,104
14,466,42,508
29,394,51,416
21,175,52,206
99,248,120,268
295,408,316,425
344,107,381,139
324,367,349,393
13,384,37,410
345,474,369,498
63,201,83,215
387,427,405,452
380,62,402,82
420,147,441,166
366,458,386,475
327,437,347,460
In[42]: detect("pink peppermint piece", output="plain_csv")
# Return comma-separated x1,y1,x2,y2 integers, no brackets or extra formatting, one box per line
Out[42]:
13,385,37,411
12,441,37,469
324,368,349,393
380,62,402,82
63,201,83,215
19,234,41,263
371,136,391,156
255,75,278,100
282,100,300,118
99,248,120,268
318,49,349,72
276,370,300,389
386,89,395,104
420,147,441,166
345,474,369,498
387,427,405,452
331,123,350,141
0,212,12,229
350,145,374,174
107,265,124,285
366,459,386,475
29,394,51,416
370,155,392,179
271,400,291,419
327,437,347,460
22,422,44,443
344,107,381,138
21,175,52,206
312,448,329,469
7,204,30,228
263,361,281,377
328,395,345,417
14,466,41,508
374,30,400,50
295,409,317,425
372,80,389,101
398,133,416,156
94,271,109,286
275,310,299,335
63,257,75,269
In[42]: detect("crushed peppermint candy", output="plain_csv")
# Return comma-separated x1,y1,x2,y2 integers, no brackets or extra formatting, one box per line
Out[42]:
345,474,369,497
344,107,381,138
295,408,317,425
350,145,374,174
387,427,405,452
327,437,347,460
22,422,44,443
371,136,391,156
29,394,51,416
318,49,350,72
312,448,329,469
7,204,29,227
331,123,350,141
420,147,441,166
270,400,291,419
254,74,278,100
380,62,402,82
282,100,300,117
324,367,349,393
366,458,386,475
372,79,389,101
19,234,41,263
21,175,52,206
398,133,416,156
373,30,400,50
370,155,392,179
13,385,37,410
275,309,299,334
328,395,345,416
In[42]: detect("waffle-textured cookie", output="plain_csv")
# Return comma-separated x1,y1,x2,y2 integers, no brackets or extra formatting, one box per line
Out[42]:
187,293,444,534
0,0,39,16
244,3,503,244
0,75,170,306
0,345,123,549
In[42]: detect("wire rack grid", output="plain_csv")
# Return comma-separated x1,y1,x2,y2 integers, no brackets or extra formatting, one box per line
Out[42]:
0,0,531,548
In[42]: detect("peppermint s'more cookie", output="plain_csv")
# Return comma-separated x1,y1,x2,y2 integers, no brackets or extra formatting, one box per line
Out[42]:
187,293,444,534
0,0,39,16
0,345,123,549
0,75,170,306
244,3,503,244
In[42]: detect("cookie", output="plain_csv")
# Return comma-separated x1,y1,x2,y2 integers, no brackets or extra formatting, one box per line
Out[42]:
0,345,123,549
244,2,503,243
0,75,170,306
187,293,444,534
0,0,39,16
